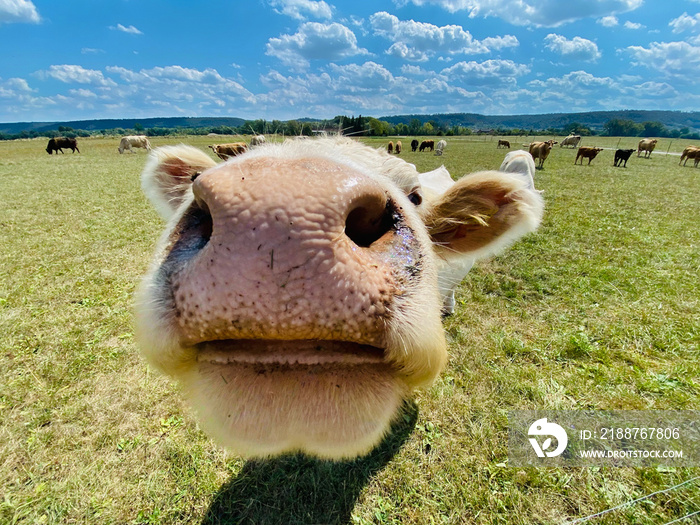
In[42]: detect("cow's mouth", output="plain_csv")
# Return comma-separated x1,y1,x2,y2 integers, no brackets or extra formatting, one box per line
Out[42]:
196,339,387,367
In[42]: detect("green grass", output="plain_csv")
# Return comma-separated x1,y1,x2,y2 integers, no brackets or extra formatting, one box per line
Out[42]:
0,135,698,524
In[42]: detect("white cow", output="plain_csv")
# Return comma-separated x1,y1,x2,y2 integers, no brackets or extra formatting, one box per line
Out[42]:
560,135,581,148
137,137,544,459
250,134,266,147
435,139,447,156
499,149,537,191
118,135,152,154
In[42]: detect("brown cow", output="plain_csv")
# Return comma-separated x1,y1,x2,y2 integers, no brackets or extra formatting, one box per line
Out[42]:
575,146,604,165
394,140,402,154
46,137,80,154
209,142,248,160
637,139,658,158
419,140,434,152
497,140,510,149
528,140,557,169
387,141,394,154
679,145,700,166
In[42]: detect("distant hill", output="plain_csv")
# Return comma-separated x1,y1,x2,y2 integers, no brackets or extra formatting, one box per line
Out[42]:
378,110,700,132
3,110,700,135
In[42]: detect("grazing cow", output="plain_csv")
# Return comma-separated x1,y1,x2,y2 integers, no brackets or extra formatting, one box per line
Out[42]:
497,140,511,149
637,139,658,158
208,142,248,160
419,140,434,152
560,135,581,148
435,140,447,156
528,140,557,169
387,141,394,154
46,137,79,154
679,145,700,166
118,135,152,154
575,146,604,165
411,139,419,152
137,137,544,459
614,149,635,168
395,140,402,154
499,150,537,192
250,135,266,147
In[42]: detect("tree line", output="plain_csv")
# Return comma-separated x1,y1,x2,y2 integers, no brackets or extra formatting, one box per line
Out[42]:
2,116,699,141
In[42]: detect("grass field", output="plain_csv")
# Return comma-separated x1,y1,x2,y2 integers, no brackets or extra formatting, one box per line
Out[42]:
1,134,698,524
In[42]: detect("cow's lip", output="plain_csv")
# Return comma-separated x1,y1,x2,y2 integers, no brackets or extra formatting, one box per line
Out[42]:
196,339,386,367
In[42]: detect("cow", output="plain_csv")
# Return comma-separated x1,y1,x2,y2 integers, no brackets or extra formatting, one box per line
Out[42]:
46,137,79,154
575,146,604,165
136,137,544,460
394,140,402,154
118,135,152,154
499,150,537,192
614,149,635,168
419,140,434,152
497,140,511,149
387,141,394,154
411,139,419,152
435,140,447,156
637,139,658,158
679,145,700,166
528,140,557,169
208,142,248,160
560,135,581,148
250,135,266,147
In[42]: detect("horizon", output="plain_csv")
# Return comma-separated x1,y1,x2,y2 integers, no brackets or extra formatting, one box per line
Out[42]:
3,1,700,123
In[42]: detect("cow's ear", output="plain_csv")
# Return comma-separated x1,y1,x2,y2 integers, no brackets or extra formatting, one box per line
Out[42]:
141,145,217,220
423,171,544,260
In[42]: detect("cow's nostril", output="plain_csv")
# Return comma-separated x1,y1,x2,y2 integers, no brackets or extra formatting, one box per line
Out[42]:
345,196,397,248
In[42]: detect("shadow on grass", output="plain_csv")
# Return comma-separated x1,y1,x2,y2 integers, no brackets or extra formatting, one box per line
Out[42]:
201,400,419,525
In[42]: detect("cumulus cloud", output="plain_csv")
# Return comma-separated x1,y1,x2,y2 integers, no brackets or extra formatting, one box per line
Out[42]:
669,12,700,34
391,0,643,28
266,22,368,69
370,11,517,62
110,23,142,34
0,0,39,24
624,21,643,29
39,65,117,87
626,41,700,75
268,0,332,20
544,34,601,61
441,59,529,86
598,15,618,27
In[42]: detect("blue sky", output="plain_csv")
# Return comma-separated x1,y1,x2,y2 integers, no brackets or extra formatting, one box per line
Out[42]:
2,0,700,123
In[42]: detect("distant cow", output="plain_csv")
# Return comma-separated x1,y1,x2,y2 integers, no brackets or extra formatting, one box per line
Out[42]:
497,140,510,149
46,137,79,154
411,139,419,152
528,140,557,169
560,135,581,148
209,142,248,160
435,140,447,156
250,135,266,147
499,150,537,191
614,149,635,168
637,139,658,158
118,135,151,154
679,145,700,166
419,140,434,152
387,141,394,154
575,146,604,165
394,140,402,154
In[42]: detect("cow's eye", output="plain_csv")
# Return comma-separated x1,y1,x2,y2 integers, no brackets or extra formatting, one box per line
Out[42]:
407,191,422,206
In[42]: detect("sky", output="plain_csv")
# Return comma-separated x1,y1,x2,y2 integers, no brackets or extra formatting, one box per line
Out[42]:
2,0,700,123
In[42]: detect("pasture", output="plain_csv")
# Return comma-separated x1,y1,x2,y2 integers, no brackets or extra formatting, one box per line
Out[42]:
1,135,698,524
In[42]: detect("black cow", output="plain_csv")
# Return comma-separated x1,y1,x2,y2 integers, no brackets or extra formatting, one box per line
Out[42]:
46,137,80,154
614,149,634,168
411,139,419,152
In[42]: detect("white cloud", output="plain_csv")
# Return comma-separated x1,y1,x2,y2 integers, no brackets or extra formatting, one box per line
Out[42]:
669,12,700,34
544,34,601,61
39,65,117,87
0,0,39,24
370,11,517,62
626,41,700,76
391,0,643,28
110,23,142,35
598,15,618,27
268,0,332,20
623,21,643,29
266,22,369,70
441,59,529,86
528,70,616,91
